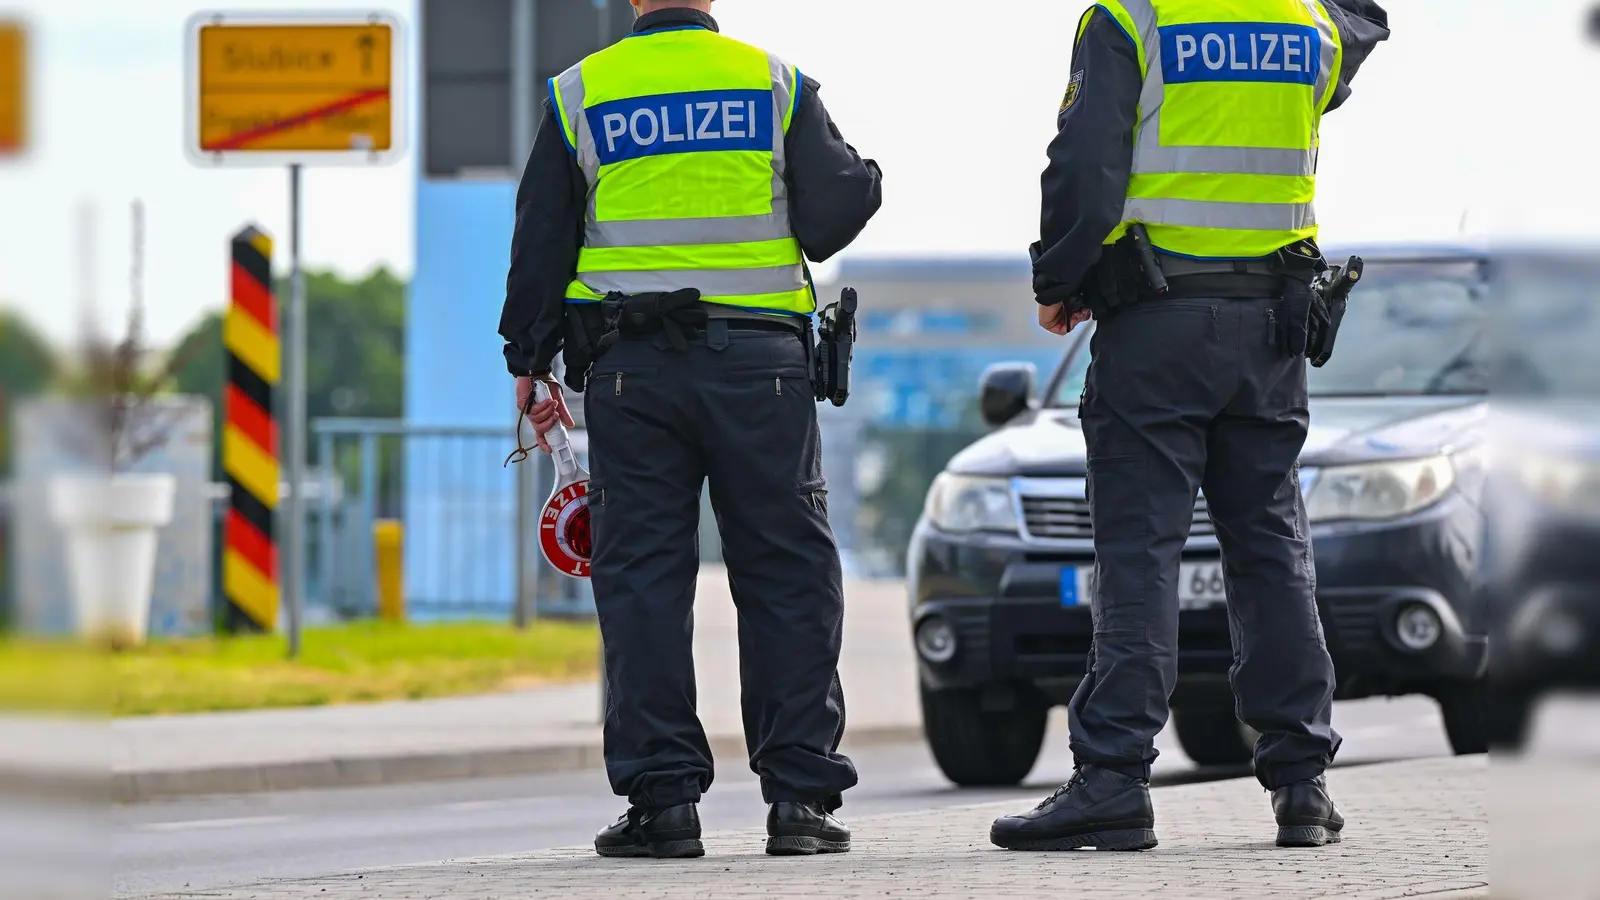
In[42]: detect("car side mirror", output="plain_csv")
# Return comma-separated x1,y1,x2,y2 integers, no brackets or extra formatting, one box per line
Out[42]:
979,362,1036,427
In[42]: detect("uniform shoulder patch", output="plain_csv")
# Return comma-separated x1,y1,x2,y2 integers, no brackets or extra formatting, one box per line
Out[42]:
1059,70,1085,114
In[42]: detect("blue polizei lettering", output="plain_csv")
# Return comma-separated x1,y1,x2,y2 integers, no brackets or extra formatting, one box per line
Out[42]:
585,89,773,166
1160,22,1320,86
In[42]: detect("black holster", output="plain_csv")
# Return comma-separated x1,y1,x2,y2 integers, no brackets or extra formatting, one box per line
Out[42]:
1307,293,1344,367
1272,240,1326,359
1308,255,1362,367
813,288,859,407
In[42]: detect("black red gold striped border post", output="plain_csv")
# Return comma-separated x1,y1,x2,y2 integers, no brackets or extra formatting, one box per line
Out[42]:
222,225,280,632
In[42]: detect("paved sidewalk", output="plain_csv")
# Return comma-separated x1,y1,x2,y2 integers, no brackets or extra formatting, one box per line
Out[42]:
3,567,920,802
127,756,1489,900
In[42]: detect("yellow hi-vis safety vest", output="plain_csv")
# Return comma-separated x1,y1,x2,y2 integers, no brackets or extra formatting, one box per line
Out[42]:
548,25,813,315
1093,0,1344,259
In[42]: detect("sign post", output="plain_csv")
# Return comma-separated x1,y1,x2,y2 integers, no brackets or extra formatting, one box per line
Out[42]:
187,12,404,657
0,18,26,157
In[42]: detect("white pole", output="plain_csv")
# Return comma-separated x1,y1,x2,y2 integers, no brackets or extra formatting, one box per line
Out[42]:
285,163,307,658
511,0,535,174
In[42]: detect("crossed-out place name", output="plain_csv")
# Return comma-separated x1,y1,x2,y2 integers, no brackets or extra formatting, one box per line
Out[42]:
600,99,762,153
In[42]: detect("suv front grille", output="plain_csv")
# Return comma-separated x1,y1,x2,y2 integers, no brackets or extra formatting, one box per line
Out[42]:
1020,495,1214,540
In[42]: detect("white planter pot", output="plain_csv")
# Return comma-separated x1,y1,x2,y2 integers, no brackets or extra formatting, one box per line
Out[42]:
47,473,177,646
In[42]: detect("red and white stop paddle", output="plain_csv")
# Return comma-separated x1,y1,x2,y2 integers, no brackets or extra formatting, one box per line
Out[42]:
535,381,592,579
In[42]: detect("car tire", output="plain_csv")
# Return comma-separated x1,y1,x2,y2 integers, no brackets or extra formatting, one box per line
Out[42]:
1436,681,1540,755
920,685,1047,787
1436,683,1490,755
1486,689,1538,752
1172,707,1258,767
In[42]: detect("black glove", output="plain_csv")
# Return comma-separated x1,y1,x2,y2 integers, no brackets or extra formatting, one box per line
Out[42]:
613,288,705,351
1276,277,1315,359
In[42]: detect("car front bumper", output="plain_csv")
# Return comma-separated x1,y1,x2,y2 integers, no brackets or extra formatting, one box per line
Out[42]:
909,493,1487,702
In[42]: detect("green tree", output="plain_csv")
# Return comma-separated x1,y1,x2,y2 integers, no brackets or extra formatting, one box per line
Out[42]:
0,308,60,476
0,307,59,629
167,267,407,477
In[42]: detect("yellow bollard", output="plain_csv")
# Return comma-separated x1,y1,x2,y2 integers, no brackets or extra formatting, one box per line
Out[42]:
374,520,405,622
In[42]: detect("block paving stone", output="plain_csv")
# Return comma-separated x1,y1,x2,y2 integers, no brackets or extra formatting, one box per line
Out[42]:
131,756,1487,900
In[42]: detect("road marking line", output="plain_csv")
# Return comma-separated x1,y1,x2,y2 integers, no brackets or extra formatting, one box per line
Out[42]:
138,815,293,832
1342,718,1442,741
438,799,532,812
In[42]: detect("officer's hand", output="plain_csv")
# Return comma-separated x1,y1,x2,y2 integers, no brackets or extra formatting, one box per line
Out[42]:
1038,302,1092,335
516,375,575,454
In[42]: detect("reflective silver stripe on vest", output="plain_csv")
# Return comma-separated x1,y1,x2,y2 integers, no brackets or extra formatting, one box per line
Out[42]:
1302,0,1339,110
1135,145,1317,177
587,211,793,248
580,264,807,297
1125,0,1331,180
554,63,599,186
1118,0,1164,163
769,54,796,175
1124,196,1317,231
766,53,796,233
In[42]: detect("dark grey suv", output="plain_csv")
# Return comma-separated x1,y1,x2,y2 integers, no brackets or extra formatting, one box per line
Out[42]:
907,246,1492,785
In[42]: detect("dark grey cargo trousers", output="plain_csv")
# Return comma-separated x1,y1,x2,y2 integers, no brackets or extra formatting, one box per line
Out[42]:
1068,296,1343,790
584,324,858,812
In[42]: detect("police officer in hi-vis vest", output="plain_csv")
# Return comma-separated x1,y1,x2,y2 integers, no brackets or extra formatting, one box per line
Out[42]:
989,0,1389,852
501,0,881,861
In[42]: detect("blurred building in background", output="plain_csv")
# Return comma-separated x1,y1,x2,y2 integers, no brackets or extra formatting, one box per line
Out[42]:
816,258,1063,576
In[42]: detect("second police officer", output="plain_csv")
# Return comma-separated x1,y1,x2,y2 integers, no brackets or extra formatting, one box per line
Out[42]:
989,0,1391,852
500,0,882,861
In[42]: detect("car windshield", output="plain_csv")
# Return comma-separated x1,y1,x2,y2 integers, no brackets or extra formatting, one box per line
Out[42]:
1486,254,1600,396
1048,258,1490,407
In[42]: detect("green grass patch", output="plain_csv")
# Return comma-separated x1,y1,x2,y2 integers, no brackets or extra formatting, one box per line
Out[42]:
0,620,600,717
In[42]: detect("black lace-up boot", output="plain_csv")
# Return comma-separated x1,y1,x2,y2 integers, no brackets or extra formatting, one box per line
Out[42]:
989,766,1157,851
1272,776,1344,847
765,801,851,856
593,803,704,859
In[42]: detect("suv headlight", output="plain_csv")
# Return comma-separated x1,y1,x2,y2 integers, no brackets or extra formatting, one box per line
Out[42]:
1514,454,1600,517
924,473,1018,534
1303,455,1455,523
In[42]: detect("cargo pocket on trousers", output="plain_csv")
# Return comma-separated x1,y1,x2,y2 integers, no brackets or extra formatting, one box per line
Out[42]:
1083,453,1150,625
798,476,828,515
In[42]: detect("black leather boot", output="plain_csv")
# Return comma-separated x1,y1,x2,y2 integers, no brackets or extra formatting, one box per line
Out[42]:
766,801,851,856
990,766,1158,851
1273,776,1344,847
594,803,704,859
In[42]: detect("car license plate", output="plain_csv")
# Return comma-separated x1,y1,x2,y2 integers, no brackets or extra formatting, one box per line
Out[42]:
1060,561,1227,610
1178,561,1228,610
1060,565,1096,607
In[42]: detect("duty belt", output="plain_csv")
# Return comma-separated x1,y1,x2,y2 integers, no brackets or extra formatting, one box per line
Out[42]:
1153,255,1285,300
1156,255,1278,278
597,290,806,354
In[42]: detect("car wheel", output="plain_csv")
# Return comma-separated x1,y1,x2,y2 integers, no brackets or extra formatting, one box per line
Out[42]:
1172,707,1258,767
1437,682,1540,754
920,685,1047,787
1435,683,1490,755
1485,686,1539,752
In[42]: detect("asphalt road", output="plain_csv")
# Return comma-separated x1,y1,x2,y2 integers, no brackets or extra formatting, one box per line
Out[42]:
105,694,1475,897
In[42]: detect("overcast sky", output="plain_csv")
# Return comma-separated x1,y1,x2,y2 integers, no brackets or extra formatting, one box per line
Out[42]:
0,0,1596,346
